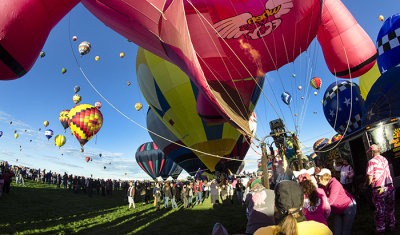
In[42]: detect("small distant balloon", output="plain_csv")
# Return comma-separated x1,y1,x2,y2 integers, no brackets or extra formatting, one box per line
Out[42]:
74,86,80,93
95,56,100,61
14,133,19,139
135,103,143,111
104,166,106,169
72,36,77,41
120,52,125,58
313,112,317,114
40,51,46,58
73,94,82,104
298,86,302,91
85,157,91,163
54,135,67,148
14,130,17,133
30,140,32,142
310,77,322,90
95,102,102,109
127,81,131,86
295,113,298,117
78,41,91,56
379,15,384,21
38,128,41,131
45,129,54,140
292,73,296,78
99,153,102,157
301,96,304,100
281,92,292,105
24,130,27,132
43,121,49,127
9,121,12,125
0,131,2,137
61,68,67,74
314,91,318,96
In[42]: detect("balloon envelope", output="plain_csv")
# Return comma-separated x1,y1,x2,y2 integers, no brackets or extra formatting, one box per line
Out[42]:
313,138,331,151
45,129,53,140
78,41,91,56
59,110,70,131
147,108,208,176
377,13,400,74
54,135,67,147
135,142,166,180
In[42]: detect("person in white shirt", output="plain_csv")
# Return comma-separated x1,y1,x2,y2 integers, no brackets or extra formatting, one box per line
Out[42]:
127,181,135,209
333,159,354,193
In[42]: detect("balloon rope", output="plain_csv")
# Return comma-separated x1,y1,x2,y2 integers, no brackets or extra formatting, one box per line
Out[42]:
67,15,255,163
315,2,354,154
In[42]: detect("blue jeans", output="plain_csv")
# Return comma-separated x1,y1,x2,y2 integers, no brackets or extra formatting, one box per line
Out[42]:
188,196,193,206
164,196,169,208
196,192,202,204
171,197,178,209
334,200,357,235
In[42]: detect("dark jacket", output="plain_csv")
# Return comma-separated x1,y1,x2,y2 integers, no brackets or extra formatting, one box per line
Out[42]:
163,186,172,198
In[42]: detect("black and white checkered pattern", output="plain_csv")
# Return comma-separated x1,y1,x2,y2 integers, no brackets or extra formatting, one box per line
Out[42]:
337,113,362,134
323,81,355,107
377,28,400,55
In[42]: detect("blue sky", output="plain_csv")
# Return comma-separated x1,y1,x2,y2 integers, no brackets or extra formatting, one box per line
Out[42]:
0,0,397,180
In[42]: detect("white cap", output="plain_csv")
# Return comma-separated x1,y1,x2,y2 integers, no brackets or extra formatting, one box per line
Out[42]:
316,168,331,176
293,167,315,178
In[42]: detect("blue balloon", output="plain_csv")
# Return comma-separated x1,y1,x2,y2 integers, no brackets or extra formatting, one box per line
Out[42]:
362,66,400,125
0,131,2,137
377,13,400,74
45,129,53,140
323,81,364,135
281,91,292,105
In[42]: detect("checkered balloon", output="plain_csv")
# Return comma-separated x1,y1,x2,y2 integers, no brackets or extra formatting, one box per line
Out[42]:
68,104,103,147
377,13,400,74
323,81,363,135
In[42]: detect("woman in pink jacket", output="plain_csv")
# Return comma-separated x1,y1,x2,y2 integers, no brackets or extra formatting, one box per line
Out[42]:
294,168,331,226
317,168,356,235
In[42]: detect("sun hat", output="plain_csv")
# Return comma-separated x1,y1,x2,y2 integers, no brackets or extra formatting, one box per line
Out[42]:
316,168,331,176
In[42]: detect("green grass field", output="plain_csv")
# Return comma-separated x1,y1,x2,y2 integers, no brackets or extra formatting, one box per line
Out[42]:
0,180,399,234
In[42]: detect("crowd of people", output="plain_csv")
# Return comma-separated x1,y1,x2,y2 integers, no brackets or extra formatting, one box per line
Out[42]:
0,144,397,235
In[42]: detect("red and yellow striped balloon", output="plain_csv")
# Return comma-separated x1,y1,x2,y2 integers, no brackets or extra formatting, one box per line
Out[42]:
68,104,103,147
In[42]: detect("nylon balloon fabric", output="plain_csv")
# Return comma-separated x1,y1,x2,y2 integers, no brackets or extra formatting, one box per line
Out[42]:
59,110,70,131
135,142,166,180
68,104,103,147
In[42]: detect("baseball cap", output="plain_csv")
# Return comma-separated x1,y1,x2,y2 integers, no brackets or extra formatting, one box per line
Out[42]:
367,144,379,152
275,181,304,216
316,168,331,176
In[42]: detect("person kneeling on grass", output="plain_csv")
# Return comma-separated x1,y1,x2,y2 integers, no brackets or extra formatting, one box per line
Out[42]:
127,181,135,209
254,180,332,235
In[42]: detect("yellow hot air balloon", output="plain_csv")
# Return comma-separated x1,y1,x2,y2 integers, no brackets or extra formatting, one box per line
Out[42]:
44,121,49,127
54,135,67,148
73,94,82,104
379,15,384,21
135,103,143,111
136,48,243,171
120,52,125,58
95,56,100,61
14,133,19,139
68,104,103,148
359,62,381,100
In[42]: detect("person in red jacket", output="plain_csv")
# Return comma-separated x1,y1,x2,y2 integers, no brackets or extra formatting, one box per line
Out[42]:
317,168,356,235
194,180,203,205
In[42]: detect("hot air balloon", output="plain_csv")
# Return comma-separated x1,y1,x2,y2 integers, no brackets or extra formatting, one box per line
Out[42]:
147,108,208,176
14,130,17,134
45,129,53,140
127,81,131,86
281,92,292,105
72,36,77,41
99,153,102,157
0,131,2,137
310,77,322,90
73,94,81,104
95,102,102,109
323,81,364,135
38,128,41,131
301,97,304,100
331,133,343,142
103,166,106,169
59,110,70,131
43,121,49,127
298,86,302,91
135,142,166,180
78,41,91,56
85,157,91,163
313,138,332,151
379,15,385,21
54,135,67,147
95,56,100,61
40,51,45,58
362,67,400,126
9,121,12,125
68,104,103,149
135,103,142,111
314,92,318,96
359,62,381,100
160,158,183,181
74,86,80,93
120,52,125,58
61,68,67,74
309,152,318,160
377,13,400,74
137,48,245,172
81,0,375,135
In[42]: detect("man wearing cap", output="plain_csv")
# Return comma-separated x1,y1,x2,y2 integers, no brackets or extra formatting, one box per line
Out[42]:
254,181,332,235
366,144,395,234
317,168,356,235
244,178,275,235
